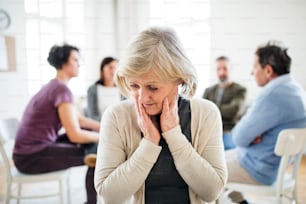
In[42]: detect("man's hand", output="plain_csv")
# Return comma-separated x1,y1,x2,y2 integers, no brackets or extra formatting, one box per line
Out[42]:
252,136,262,144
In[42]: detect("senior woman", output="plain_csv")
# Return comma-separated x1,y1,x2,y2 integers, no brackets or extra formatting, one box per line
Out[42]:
94,26,227,204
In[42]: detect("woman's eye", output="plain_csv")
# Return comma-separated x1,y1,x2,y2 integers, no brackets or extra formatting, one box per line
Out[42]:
148,86,158,91
129,84,139,89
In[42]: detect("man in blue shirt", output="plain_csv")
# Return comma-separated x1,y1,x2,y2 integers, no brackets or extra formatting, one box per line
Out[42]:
226,41,306,204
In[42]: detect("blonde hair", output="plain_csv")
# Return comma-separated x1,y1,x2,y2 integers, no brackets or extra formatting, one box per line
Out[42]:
115,26,198,98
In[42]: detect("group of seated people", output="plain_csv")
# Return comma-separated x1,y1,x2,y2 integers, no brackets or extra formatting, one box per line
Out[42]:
12,26,306,204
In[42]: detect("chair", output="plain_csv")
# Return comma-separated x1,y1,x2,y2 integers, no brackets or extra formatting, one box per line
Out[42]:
222,128,306,204
0,118,71,204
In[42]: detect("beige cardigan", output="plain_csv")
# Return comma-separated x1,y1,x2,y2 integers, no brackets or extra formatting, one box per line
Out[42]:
95,97,227,204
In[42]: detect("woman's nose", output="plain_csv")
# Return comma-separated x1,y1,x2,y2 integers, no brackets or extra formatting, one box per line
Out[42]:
138,89,150,102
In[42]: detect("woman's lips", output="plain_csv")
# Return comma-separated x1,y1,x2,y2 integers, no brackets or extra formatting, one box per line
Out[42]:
142,103,154,108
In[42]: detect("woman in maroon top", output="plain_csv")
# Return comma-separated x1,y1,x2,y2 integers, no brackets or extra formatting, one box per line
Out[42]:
13,44,100,204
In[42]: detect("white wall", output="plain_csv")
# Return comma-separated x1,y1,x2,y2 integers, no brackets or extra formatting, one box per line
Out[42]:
0,0,150,119
210,0,306,153
83,0,150,90
82,0,117,88
0,0,28,119
1,0,306,120
210,0,306,104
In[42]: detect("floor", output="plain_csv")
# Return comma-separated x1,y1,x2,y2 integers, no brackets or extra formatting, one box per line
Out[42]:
0,156,306,204
297,155,306,203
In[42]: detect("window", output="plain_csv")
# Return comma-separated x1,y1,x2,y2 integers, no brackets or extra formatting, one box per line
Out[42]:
25,0,86,95
149,0,211,97
25,0,211,98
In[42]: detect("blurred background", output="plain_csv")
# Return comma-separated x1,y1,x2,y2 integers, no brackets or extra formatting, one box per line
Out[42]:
0,1,306,203
1,0,305,120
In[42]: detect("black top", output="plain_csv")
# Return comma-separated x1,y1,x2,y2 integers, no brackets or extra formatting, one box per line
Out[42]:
145,97,192,204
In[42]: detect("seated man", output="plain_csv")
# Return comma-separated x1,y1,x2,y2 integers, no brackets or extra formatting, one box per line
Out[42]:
226,41,306,204
203,56,246,149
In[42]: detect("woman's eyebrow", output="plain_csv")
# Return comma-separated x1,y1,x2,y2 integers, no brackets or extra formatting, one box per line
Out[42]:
129,80,161,84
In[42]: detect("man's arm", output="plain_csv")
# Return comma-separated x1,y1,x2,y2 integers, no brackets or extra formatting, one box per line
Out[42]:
232,97,281,147
219,86,246,120
202,85,217,102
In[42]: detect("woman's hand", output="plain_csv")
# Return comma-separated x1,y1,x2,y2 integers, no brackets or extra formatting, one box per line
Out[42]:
135,96,161,145
160,87,179,133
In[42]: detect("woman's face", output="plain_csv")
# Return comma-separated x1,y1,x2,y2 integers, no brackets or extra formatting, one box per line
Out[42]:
127,69,179,116
102,60,117,82
62,50,80,77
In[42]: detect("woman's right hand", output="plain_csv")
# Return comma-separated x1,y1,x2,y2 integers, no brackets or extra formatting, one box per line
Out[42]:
135,96,161,145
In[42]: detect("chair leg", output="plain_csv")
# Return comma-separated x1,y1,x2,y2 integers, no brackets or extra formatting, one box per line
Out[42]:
66,174,71,204
276,196,281,204
59,179,64,204
17,183,21,204
5,182,11,204
293,187,298,204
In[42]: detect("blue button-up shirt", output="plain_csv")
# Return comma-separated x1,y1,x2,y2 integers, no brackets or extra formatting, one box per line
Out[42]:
232,74,306,185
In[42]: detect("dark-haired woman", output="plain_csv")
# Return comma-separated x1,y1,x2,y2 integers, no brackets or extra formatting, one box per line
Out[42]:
13,44,99,204
86,57,121,122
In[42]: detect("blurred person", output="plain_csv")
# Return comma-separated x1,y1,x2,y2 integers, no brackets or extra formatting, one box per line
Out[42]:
225,41,306,204
86,57,121,122
95,26,227,204
203,56,246,150
13,44,100,204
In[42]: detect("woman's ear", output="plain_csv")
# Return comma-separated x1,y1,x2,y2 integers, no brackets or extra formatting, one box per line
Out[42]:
100,69,104,79
176,79,183,86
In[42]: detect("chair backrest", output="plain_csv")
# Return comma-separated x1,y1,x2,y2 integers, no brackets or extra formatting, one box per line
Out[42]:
0,118,19,182
0,118,19,143
274,128,306,202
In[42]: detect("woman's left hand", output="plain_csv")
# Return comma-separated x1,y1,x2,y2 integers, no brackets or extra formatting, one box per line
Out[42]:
160,88,179,133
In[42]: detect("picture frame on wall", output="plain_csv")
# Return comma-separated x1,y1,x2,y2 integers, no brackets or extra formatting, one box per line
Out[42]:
0,35,16,72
